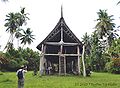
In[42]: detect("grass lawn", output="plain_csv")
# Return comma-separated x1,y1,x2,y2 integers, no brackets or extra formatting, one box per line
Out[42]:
0,71,120,88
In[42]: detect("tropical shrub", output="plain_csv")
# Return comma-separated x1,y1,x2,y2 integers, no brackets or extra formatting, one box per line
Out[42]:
0,52,9,71
105,58,120,74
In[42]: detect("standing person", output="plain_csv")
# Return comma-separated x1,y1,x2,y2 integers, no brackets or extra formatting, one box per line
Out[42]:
16,66,27,88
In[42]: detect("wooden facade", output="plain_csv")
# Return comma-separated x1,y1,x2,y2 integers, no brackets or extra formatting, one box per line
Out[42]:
37,7,83,75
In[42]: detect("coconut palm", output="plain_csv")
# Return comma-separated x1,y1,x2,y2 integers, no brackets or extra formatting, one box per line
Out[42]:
4,8,29,38
4,12,18,50
81,32,92,77
20,28,35,47
4,8,29,50
95,9,116,48
95,9,115,39
5,12,18,38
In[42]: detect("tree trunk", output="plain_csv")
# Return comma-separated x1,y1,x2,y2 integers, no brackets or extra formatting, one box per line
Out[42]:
82,45,86,77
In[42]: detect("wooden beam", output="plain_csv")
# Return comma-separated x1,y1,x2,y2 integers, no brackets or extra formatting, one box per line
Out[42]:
44,54,59,56
44,53,81,56
64,42,78,46
77,46,80,75
64,30,77,42
45,42,79,46
64,54,81,56
45,42,60,45
47,30,60,41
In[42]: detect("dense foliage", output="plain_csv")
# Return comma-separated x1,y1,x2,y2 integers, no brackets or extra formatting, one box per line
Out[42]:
105,38,120,73
81,9,120,74
0,47,40,71
105,58,120,74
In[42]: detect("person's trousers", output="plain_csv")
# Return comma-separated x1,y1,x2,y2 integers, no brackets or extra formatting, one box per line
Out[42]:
18,78,24,88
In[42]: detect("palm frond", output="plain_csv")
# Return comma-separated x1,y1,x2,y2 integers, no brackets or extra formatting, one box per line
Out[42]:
117,1,120,5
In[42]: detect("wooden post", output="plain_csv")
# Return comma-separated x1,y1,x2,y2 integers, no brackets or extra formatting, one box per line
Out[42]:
39,55,42,76
71,61,74,72
77,46,80,75
64,56,66,75
59,54,61,75
39,44,44,76
59,21,64,75
59,45,63,75
82,45,86,77
64,49,66,75
43,45,46,74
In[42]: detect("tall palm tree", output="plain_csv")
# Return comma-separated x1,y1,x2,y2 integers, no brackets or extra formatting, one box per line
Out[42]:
4,8,29,50
5,12,18,38
95,9,115,48
4,12,18,50
81,32,91,77
95,9,115,39
20,28,35,47
4,8,28,37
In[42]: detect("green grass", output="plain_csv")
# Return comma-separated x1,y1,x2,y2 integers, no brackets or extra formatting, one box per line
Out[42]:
0,71,120,88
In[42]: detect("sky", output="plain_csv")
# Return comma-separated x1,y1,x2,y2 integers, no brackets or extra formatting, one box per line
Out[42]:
0,0,120,51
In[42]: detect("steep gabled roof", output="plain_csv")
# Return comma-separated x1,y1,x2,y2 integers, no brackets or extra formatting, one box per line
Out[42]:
37,8,82,51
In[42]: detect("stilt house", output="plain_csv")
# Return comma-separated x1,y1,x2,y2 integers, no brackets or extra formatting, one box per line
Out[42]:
37,7,83,75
